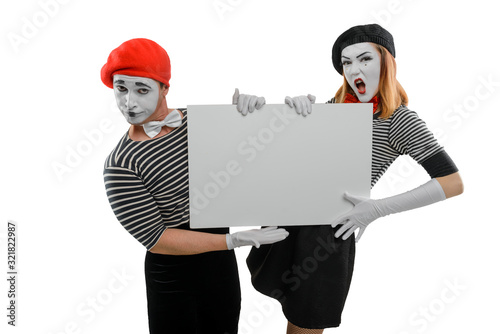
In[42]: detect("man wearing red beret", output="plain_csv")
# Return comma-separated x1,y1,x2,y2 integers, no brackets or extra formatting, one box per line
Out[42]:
101,38,288,333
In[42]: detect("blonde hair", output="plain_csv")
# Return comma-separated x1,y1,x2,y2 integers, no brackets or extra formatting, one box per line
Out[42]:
334,43,408,119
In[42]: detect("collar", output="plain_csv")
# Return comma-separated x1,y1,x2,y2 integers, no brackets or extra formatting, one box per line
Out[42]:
344,93,379,114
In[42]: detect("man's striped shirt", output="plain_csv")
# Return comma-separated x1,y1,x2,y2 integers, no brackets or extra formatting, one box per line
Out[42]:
103,110,189,250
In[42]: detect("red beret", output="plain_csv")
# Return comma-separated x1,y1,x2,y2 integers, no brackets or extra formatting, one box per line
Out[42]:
101,38,171,88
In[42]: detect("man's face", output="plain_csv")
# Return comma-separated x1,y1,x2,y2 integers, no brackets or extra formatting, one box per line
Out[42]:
113,74,161,125
341,42,381,102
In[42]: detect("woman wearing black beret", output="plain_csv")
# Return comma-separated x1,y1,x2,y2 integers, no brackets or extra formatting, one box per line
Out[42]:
239,23,464,333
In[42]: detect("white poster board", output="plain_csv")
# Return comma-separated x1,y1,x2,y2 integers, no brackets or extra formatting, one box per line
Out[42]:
187,104,372,228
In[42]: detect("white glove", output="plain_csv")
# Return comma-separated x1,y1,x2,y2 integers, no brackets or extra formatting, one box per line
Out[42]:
226,226,289,250
284,94,316,116
332,179,446,242
232,88,266,116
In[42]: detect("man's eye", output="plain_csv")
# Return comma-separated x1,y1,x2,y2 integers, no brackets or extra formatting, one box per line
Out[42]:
138,89,150,94
116,86,127,92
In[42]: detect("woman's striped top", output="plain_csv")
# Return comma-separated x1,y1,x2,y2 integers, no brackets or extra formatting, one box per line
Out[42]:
327,99,457,188
103,109,189,250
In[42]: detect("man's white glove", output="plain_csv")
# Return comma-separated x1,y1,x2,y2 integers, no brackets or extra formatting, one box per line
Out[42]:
226,226,289,250
332,179,447,242
232,88,266,116
284,94,316,116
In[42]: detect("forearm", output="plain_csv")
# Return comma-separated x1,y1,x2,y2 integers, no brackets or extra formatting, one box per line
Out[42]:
333,177,457,241
149,228,228,255
375,178,446,217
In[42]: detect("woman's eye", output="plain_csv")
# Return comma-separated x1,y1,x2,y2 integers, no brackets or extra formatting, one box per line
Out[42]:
361,57,372,62
342,61,351,66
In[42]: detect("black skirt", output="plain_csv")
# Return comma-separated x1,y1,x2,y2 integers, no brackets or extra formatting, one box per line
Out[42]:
246,225,355,329
145,226,241,334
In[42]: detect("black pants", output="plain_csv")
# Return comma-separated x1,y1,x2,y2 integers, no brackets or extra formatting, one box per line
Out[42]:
145,249,241,334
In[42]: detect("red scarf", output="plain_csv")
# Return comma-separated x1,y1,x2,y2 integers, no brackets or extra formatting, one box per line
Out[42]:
344,93,379,114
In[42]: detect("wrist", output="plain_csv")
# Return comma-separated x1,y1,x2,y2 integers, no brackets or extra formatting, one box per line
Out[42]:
373,198,393,218
225,233,234,250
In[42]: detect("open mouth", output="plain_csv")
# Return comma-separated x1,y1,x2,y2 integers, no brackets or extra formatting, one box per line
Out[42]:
355,78,366,94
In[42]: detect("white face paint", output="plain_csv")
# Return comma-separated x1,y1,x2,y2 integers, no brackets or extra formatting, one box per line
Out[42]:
341,42,381,102
113,74,161,125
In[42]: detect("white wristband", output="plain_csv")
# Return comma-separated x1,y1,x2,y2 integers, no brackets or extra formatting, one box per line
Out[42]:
226,233,235,250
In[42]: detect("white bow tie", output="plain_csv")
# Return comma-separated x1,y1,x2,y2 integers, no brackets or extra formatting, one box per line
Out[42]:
143,111,183,138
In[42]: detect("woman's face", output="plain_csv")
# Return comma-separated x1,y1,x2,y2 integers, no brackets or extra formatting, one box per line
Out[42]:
341,42,381,102
113,74,161,125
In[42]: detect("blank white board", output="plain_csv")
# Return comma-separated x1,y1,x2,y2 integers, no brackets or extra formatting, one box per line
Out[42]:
187,103,372,228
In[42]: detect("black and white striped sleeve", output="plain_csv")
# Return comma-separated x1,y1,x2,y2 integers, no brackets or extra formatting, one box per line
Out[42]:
103,166,167,250
389,109,443,164
389,109,458,177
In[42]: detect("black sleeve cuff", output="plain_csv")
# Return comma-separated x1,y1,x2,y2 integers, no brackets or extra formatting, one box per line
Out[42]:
420,150,459,178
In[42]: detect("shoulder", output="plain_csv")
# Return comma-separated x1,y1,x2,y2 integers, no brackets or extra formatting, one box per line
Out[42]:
387,105,424,126
387,105,436,146
392,105,415,117
385,105,429,139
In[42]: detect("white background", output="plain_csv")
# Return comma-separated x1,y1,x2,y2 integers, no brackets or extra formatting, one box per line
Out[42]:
1,0,499,333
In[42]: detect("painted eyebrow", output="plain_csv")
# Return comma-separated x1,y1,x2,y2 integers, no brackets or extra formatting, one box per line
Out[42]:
112,80,152,89
356,51,372,58
135,82,152,89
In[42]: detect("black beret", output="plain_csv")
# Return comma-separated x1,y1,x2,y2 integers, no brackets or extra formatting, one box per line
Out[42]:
332,23,395,75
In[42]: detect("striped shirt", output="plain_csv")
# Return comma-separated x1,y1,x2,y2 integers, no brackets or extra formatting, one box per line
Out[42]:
327,100,447,187
104,104,455,250
103,109,189,250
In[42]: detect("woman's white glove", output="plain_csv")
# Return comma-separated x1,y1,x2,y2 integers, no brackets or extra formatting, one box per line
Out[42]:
284,94,316,116
232,88,266,116
332,179,447,242
226,226,289,250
